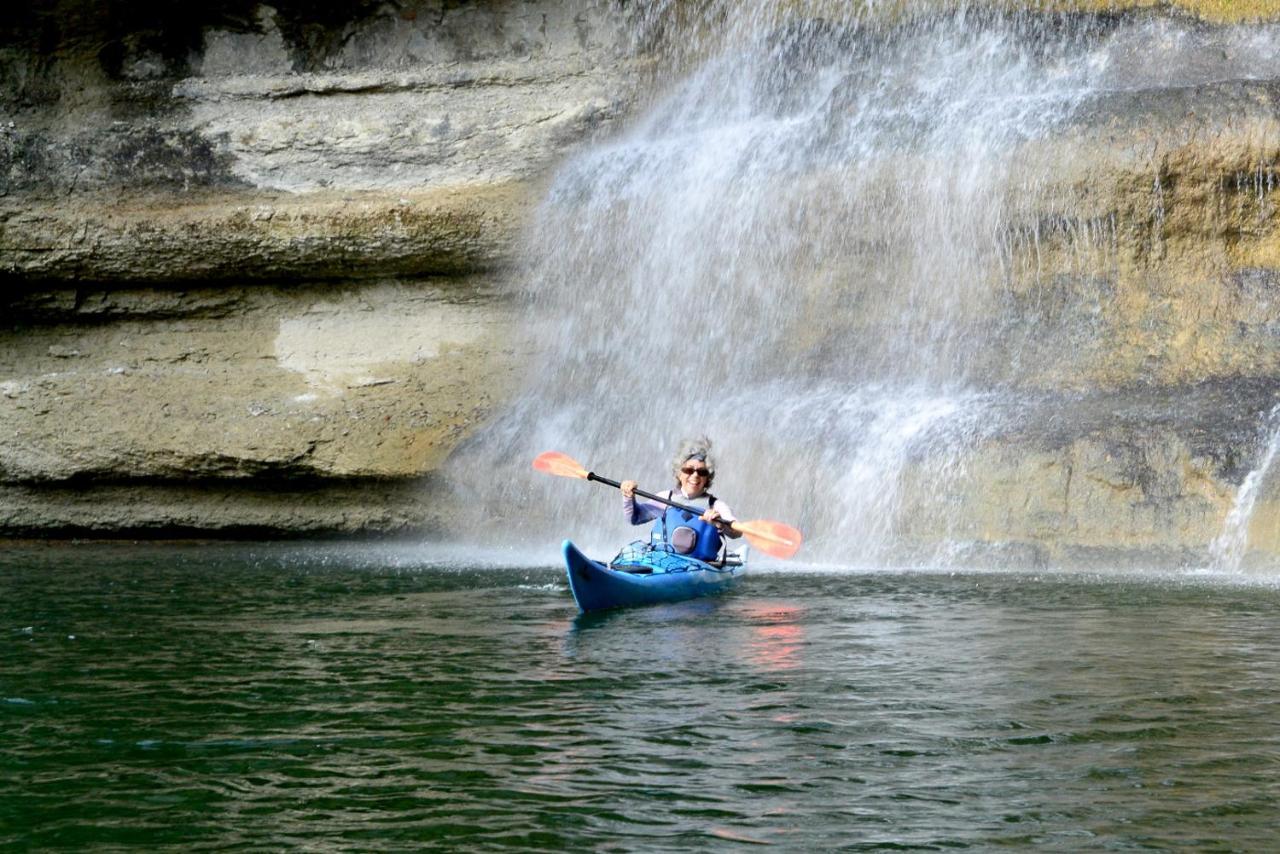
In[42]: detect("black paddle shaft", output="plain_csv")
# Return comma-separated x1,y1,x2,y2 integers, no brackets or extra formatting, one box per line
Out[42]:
586,472,707,517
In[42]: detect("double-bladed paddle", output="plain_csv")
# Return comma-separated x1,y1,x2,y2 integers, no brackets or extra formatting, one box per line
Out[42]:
532,450,802,559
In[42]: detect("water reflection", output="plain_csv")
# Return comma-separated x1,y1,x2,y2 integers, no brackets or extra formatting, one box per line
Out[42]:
6,549,1280,850
737,601,807,673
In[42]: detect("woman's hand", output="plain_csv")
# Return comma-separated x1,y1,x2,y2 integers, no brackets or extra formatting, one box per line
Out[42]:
620,480,637,499
702,508,728,531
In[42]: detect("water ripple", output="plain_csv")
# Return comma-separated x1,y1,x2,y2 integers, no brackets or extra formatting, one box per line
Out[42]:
3,546,1280,849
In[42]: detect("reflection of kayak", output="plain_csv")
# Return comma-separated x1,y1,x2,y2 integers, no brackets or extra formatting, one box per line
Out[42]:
562,539,746,613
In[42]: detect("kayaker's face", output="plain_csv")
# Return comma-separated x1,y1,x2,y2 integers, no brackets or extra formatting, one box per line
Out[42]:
678,461,712,497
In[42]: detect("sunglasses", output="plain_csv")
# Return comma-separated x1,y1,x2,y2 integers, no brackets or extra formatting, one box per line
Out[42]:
680,466,711,477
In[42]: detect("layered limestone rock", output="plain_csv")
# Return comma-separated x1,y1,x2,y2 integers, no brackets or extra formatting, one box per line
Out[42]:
1,1,635,281
1,0,637,535
6,184,529,282
5,0,1280,559
0,280,522,534
886,80,1280,567
973,87,1280,392
892,382,1280,569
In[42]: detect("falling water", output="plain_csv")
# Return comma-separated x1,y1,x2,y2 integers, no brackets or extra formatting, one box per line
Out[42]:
1209,404,1280,572
448,5,1280,565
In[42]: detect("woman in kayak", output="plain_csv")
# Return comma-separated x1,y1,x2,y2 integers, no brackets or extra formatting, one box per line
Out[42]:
619,437,741,562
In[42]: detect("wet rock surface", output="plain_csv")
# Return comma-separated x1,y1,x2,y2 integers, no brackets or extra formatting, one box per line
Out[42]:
893,380,1280,567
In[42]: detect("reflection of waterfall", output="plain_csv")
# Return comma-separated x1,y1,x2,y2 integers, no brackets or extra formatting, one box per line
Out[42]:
446,7,1280,566
1209,404,1280,572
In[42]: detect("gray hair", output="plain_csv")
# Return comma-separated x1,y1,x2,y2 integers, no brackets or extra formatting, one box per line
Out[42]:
671,436,716,482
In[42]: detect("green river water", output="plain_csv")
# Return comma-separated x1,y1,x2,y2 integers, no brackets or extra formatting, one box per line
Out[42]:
3,543,1279,850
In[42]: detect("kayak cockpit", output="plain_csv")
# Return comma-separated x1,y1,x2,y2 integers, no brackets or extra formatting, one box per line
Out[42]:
607,540,748,575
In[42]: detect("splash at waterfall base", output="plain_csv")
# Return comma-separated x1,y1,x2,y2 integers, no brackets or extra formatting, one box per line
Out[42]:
6,3,1280,570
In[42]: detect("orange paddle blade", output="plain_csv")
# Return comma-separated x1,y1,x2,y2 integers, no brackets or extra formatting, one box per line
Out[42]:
532,451,589,479
733,519,803,560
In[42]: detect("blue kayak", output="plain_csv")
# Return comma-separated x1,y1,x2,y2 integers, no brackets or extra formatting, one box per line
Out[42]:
562,539,746,612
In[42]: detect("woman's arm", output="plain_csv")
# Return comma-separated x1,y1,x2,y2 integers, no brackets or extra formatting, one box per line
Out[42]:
621,480,664,525
702,499,741,538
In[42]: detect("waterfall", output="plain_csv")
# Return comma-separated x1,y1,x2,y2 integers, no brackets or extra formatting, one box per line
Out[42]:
1209,404,1280,573
447,5,1280,566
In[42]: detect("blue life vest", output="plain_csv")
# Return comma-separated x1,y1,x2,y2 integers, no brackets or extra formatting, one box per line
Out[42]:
651,494,723,562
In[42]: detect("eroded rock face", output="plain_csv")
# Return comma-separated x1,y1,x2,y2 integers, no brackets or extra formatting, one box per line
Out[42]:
1,0,634,536
4,184,529,282
4,0,1280,562
0,0,635,282
0,280,522,532
889,382,1280,568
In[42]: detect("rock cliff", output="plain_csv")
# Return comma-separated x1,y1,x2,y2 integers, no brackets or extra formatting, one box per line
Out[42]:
2,0,638,536
5,0,1280,568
